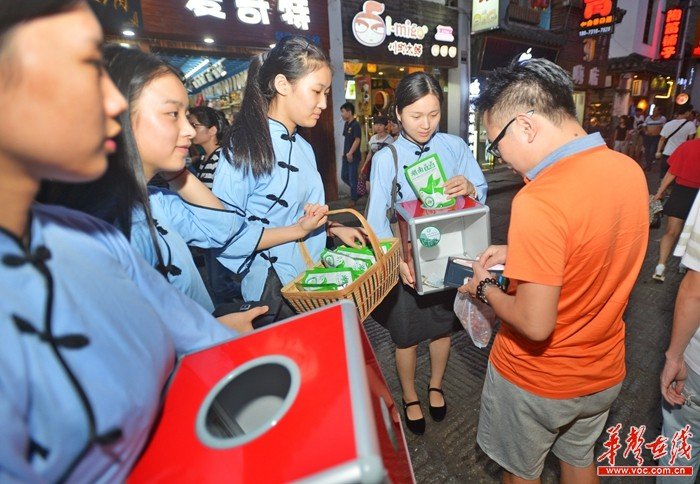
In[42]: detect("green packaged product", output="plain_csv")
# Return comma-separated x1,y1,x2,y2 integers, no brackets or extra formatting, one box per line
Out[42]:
335,246,376,266
404,153,456,209
295,282,340,292
301,267,356,288
321,248,371,271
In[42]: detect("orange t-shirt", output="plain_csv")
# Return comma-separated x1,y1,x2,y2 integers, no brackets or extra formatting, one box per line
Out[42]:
490,145,649,399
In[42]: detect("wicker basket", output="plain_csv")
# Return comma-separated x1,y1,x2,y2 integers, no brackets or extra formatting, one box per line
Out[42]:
281,208,400,321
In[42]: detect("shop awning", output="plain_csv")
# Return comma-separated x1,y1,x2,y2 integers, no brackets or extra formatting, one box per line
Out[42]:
607,53,677,76
496,23,567,48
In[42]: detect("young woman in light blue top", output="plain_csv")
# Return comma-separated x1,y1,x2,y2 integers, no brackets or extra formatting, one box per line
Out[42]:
0,2,261,480
214,36,362,316
366,72,488,435
41,46,327,318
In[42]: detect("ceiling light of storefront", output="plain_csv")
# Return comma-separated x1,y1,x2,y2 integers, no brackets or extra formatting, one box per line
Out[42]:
160,54,249,96
345,63,421,78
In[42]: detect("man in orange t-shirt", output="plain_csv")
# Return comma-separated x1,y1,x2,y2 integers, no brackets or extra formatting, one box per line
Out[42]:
462,59,649,483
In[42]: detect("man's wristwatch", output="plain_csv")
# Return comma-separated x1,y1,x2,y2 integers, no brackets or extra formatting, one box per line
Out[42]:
476,278,505,305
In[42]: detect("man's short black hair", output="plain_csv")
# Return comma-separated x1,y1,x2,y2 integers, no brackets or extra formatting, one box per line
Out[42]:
340,102,355,114
474,58,577,126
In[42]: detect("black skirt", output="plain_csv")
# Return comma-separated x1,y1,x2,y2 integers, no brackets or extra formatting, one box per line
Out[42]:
371,283,459,348
664,184,699,220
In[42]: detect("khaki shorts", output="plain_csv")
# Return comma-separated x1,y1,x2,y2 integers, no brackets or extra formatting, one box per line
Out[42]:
477,363,622,480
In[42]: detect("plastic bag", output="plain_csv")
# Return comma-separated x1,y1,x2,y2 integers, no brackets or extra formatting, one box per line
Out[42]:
454,292,497,348
649,195,663,227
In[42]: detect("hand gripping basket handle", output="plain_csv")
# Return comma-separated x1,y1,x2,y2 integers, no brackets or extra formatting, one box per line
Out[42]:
298,208,386,269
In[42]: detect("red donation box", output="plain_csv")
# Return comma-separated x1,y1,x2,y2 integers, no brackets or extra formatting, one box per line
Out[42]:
129,302,415,483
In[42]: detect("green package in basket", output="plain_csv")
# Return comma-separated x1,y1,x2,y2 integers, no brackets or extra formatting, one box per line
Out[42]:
321,249,371,272
295,282,340,292
301,267,356,288
335,246,376,267
404,153,455,209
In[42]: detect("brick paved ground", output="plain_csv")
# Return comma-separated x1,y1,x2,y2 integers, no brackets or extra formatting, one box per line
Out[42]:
333,168,686,483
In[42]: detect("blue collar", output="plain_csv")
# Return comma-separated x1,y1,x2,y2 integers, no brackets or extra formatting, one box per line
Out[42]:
268,117,296,135
525,133,605,180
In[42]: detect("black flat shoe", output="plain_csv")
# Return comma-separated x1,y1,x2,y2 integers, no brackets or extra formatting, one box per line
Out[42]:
402,399,426,435
428,387,447,422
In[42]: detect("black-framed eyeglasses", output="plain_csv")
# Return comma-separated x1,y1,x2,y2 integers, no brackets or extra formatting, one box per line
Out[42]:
486,110,534,159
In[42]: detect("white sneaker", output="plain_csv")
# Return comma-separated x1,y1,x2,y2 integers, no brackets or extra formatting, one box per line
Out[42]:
652,264,665,282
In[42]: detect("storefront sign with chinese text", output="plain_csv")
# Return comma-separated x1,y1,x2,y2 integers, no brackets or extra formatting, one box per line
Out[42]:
660,8,683,60
184,0,310,30
579,0,616,38
346,0,457,65
138,0,328,51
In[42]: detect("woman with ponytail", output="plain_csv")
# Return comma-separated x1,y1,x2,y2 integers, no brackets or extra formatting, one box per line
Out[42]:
41,45,328,319
188,106,229,188
214,36,363,317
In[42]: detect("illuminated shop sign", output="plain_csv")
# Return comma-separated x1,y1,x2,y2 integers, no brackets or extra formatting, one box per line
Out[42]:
471,0,499,34
693,44,700,58
659,8,683,60
185,0,311,30
579,0,616,38
351,0,455,59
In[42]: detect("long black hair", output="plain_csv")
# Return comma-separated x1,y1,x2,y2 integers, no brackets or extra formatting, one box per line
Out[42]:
394,72,444,115
190,106,229,145
222,35,329,178
39,45,180,275
0,0,82,40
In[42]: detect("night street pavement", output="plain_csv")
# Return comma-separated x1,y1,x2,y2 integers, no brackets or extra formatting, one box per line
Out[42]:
332,165,683,483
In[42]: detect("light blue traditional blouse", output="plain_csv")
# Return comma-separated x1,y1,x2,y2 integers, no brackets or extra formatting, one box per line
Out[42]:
130,187,257,312
213,118,326,301
366,132,488,238
0,204,236,482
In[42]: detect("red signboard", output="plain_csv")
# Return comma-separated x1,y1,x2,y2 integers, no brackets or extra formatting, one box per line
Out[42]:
693,44,700,58
660,8,683,60
579,0,616,38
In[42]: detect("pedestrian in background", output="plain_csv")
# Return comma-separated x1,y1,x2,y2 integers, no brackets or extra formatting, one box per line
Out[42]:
340,101,362,208
656,104,696,180
463,58,648,482
359,115,393,195
188,106,229,188
658,191,700,482
652,138,700,282
613,116,630,153
643,107,667,171
627,107,646,162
